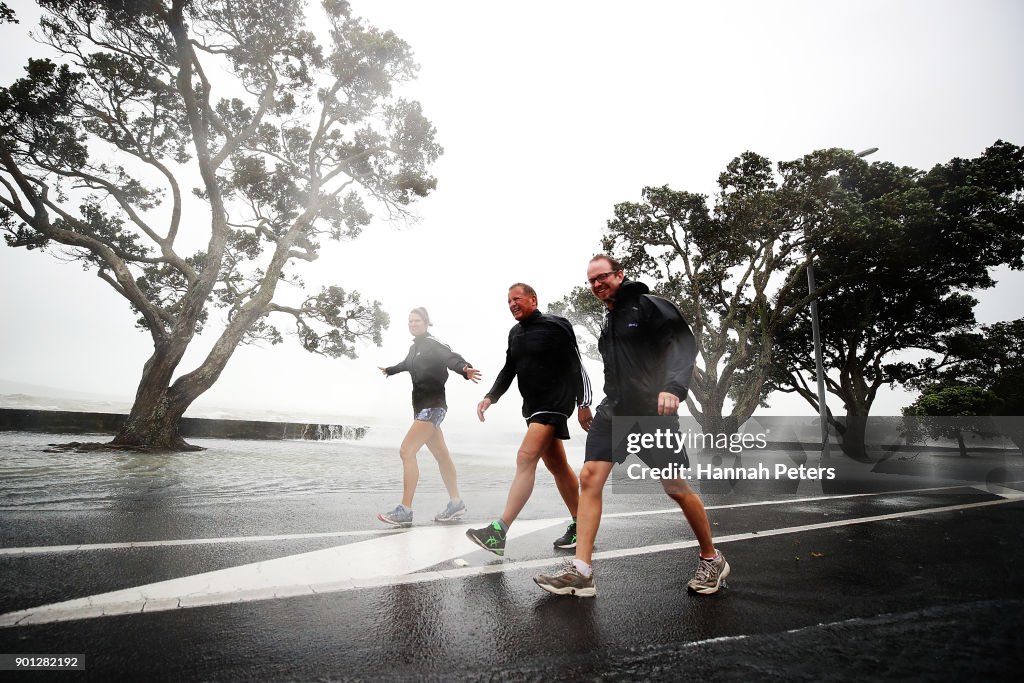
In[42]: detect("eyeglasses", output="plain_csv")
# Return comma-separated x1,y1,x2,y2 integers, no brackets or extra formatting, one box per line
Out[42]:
587,270,620,286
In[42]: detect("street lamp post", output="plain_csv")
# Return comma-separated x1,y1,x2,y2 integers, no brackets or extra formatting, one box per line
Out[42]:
807,146,877,459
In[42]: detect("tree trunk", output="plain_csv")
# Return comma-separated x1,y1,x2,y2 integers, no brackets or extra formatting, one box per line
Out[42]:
955,430,968,458
838,413,871,462
693,395,741,440
110,389,199,451
109,340,201,451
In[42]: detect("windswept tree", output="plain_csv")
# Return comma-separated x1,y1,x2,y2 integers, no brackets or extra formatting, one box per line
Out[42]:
0,0,442,449
560,149,866,435
769,142,1024,458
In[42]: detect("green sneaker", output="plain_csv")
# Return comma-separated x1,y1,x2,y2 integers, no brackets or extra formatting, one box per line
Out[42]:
466,520,506,556
553,521,577,549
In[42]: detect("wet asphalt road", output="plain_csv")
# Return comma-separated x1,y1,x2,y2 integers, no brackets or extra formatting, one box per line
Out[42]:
1,441,1023,681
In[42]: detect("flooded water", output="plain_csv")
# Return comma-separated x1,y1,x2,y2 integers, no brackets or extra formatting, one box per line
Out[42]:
0,426,548,511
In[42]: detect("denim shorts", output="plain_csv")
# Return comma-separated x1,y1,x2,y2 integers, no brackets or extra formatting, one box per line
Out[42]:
414,407,447,427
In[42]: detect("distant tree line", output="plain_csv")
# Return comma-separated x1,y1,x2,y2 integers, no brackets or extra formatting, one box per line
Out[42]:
553,142,1024,458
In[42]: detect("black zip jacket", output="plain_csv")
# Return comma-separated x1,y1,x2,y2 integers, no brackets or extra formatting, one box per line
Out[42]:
599,280,697,416
485,310,592,419
385,334,473,412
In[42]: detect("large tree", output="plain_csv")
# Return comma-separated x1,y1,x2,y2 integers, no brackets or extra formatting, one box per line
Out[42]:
0,0,441,449
564,149,865,435
769,142,1024,458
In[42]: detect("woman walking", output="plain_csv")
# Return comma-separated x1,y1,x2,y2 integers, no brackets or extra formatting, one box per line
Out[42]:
378,307,481,526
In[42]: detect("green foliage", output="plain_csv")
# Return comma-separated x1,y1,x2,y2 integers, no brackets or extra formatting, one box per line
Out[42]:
902,384,1002,454
903,384,1002,417
292,286,389,358
548,285,604,362
771,142,1024,430
0,3,17,24
592,148,867,431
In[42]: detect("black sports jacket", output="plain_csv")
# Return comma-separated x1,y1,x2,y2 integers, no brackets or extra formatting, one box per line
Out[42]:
485,310,592,419
385,334,473,412
598,280,697,416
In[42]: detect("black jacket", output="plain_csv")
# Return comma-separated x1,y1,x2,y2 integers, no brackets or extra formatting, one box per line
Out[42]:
386,334,473,412
485,310,592,419
599,280,697,416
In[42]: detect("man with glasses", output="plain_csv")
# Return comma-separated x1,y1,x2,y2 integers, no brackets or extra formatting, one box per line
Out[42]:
533,255,729,597
466,283,593,556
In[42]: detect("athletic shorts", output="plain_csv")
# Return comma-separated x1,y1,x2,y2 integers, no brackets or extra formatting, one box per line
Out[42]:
584,405,688,468
414,407,447,427
526,412,570,440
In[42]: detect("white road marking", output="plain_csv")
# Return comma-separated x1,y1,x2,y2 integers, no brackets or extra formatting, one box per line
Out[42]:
1,488,1020,628
0,484,990,556
0,528,402,557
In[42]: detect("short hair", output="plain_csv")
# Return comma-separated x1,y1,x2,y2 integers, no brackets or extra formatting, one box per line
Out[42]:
590,253,624,272
508,282,537,298
409,307,432,326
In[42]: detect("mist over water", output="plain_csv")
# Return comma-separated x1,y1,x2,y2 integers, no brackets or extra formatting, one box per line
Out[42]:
0,424,541,512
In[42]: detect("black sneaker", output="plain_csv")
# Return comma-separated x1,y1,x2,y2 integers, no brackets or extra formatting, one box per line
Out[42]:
466,521,506,556
553,521,577,549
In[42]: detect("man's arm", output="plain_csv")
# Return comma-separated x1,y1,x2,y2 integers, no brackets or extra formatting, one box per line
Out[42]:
483,330,517,403
553,316,593,408
646,296,697,400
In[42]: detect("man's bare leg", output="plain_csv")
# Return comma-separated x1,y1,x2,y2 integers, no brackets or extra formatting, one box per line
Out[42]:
661,477,716,558
541,437,579,517
573,460,613,564
499,422,557,526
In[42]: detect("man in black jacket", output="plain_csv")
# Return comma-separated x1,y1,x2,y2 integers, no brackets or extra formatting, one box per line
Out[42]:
466,283,593,556
534,255,729,597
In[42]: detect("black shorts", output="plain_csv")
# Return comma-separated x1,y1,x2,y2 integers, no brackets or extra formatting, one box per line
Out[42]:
527,412,570,440
584,405,688,468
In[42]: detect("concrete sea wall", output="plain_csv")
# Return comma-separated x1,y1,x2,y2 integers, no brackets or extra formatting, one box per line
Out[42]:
0,408,367,441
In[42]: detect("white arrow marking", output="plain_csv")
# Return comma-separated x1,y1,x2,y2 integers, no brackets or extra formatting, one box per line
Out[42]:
0,518,564,627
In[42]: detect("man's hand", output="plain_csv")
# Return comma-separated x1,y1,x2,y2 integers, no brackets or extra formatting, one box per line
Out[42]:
464,367,482,383
657,391,680,416
578,405,593,431
476,397,492,422
378,366,389,377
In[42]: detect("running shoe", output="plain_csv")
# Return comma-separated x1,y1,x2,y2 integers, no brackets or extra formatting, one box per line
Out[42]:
552,521,577,549
433,499,467,522
377,504,413,527
687,551,730,594
533,560,596,597
466,520,506,556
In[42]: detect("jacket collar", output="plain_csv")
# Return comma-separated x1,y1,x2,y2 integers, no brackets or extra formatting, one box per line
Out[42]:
520,310,543,325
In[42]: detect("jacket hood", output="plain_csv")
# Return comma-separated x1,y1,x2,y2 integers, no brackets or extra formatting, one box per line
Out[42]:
615,279,650,302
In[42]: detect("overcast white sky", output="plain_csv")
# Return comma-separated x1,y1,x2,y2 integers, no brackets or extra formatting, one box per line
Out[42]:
1,0,1022,431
